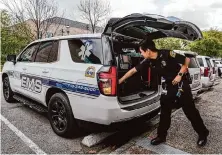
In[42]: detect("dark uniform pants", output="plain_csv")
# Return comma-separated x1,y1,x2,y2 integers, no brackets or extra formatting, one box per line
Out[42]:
157,80,209,138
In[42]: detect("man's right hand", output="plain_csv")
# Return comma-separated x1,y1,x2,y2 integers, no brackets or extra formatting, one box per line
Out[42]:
118,67,137,85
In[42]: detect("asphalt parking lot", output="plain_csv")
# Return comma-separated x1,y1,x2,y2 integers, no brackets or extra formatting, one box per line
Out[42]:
1,79,222,154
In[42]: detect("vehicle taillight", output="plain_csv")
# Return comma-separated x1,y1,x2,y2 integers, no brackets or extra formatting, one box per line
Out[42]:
98,66,116,96
204,67,210,77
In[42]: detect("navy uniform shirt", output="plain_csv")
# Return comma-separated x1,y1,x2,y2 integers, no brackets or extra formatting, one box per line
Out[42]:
135,50,186,83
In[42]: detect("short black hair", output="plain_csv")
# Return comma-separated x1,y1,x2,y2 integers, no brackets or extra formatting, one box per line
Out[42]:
139,39,157,51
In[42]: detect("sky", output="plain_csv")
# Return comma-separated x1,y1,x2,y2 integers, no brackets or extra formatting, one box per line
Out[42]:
1,0,222,30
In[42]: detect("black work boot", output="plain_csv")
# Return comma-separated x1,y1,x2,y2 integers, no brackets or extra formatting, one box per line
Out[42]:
150,137,166,145
197,130,209,147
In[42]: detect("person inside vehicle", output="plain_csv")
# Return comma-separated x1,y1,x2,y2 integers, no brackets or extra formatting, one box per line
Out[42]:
118,39,209,147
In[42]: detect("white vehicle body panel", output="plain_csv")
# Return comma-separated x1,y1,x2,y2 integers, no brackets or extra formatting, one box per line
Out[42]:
196,55,214,88
210,59,219,80
188,68,202,98
214,60,222,77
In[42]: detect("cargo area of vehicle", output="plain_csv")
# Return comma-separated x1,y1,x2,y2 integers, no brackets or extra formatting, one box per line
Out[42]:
113,41,159,104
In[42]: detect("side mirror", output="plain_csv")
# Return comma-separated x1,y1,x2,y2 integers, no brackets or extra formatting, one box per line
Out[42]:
6,54,16,64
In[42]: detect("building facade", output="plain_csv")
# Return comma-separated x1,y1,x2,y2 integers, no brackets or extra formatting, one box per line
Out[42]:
25,17,103,39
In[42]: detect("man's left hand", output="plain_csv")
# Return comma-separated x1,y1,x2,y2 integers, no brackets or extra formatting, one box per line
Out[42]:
172,75,182,85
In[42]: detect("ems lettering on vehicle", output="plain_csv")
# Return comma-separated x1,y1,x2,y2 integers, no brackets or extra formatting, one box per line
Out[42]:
21,75,42,93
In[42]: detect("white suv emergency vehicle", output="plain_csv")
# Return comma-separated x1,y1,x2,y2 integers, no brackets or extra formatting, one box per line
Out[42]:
212,59,222,77
197,55,214,89
2,13,203,137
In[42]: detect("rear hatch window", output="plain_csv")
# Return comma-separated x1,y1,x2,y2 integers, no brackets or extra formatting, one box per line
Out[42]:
188,57,199,68
197,58,204,67
206,58,212,67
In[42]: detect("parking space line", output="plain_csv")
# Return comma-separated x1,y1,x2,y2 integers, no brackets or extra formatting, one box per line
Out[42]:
0,114,46,155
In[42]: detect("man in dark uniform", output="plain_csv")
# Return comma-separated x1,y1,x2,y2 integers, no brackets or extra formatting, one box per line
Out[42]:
119,39,209,147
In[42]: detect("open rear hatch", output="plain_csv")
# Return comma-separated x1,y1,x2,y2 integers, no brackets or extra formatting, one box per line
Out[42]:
102,13,203,107
103,13,203,43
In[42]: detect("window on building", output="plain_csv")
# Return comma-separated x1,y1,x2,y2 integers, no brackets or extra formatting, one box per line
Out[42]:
45,32,53,38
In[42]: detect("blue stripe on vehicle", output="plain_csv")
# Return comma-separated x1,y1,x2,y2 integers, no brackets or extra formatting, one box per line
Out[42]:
19,73,100,97
45,79,100,97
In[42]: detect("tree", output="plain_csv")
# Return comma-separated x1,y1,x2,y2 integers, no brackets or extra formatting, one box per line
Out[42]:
186,29,222,57
154,38,190,51
78,0,111,33
1,0,63,39
1,10,32,65
203,29,222,43
154,30,222,57
188,38,222,57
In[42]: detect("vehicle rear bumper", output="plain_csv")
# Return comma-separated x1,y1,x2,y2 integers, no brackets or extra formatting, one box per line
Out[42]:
201,77,214,88
68,93,160,125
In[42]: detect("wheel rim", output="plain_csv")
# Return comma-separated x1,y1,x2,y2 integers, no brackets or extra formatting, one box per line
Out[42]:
51,100,67,132
3,78,10,100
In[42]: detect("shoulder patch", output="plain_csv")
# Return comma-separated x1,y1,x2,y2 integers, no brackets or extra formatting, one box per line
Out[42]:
170,51,176,58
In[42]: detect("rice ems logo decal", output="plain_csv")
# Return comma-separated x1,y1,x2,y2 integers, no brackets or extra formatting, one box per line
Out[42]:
21,75,42,93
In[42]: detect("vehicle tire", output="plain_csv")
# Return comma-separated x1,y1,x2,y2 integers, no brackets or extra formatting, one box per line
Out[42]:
48,93,80,138
2,76,15,103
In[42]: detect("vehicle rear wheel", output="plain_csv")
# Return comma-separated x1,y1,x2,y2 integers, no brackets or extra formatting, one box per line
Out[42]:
2,76,15,103
48,93,80,138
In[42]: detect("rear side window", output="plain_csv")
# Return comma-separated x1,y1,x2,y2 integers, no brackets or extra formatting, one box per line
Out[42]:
48,41,59,62
35,41,58,63
197,58,204,67
68,39,102,64
188,57,199,68
212,60,217,66
206,58,212,67
215,61,222,64
35,41,53,62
